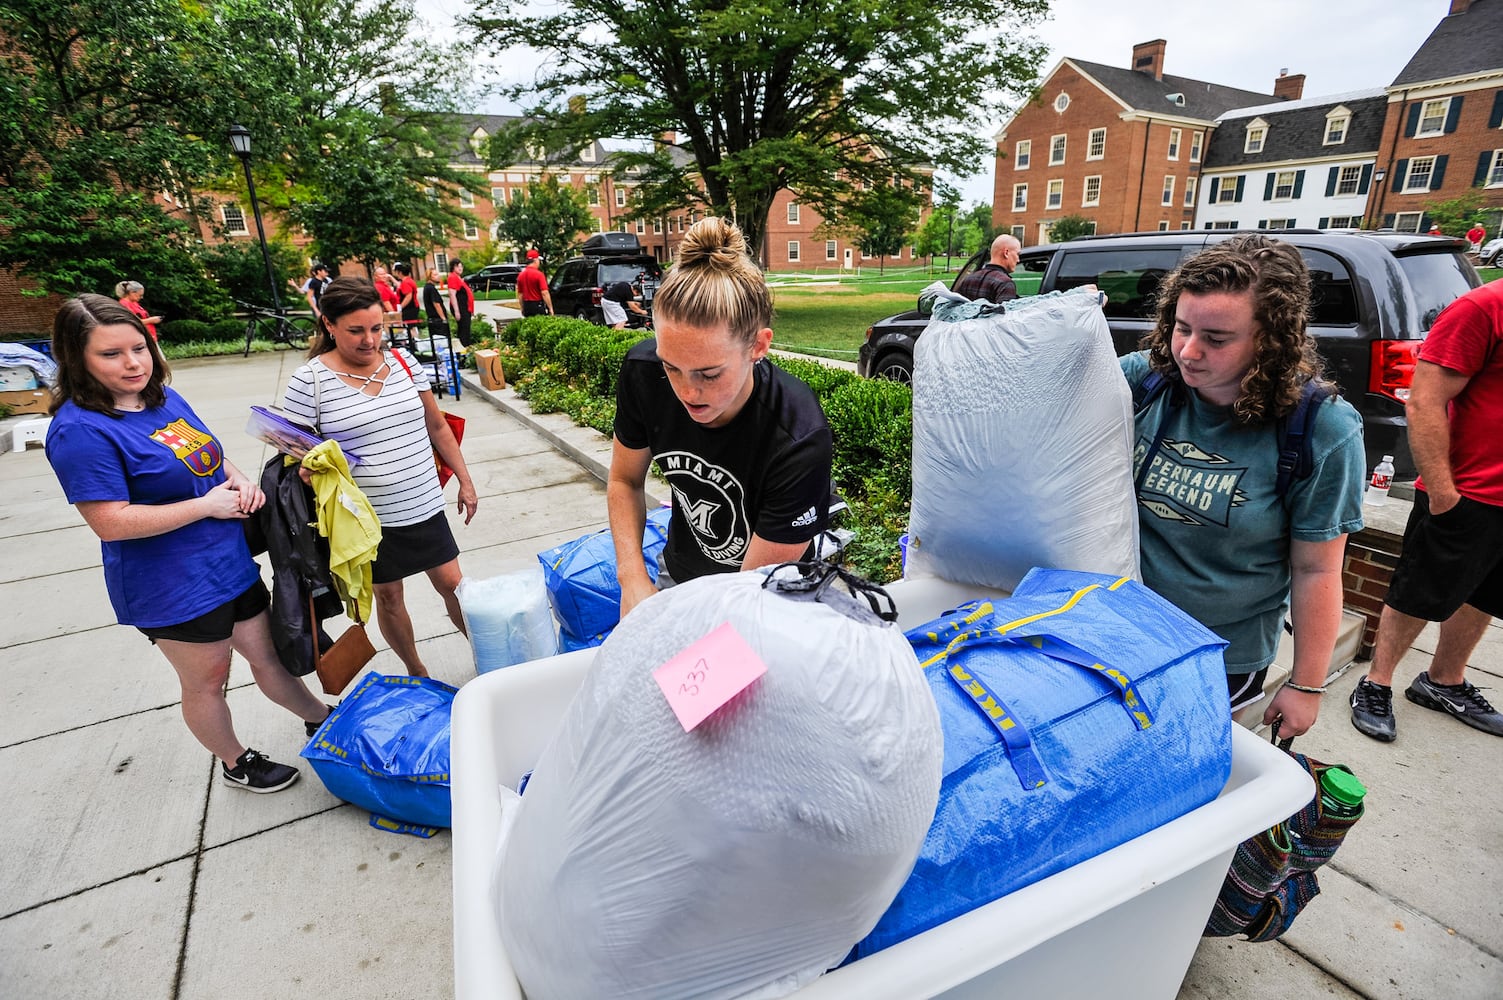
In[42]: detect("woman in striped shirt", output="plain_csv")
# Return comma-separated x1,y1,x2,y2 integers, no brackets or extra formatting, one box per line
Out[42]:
282,277,477,677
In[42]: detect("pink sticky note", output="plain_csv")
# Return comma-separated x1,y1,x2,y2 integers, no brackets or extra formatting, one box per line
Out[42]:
653,622,768,732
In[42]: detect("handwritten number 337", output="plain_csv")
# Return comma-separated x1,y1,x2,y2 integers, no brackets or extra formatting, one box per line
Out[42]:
679,659,710,697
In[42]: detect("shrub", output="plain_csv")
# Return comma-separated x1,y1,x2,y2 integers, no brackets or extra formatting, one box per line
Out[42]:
209,319,245,341
156,319,214,346
772,355,858,398
822,376,913,505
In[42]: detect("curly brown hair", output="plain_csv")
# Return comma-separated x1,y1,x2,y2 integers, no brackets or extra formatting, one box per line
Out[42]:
1142,233,1328,425
50,294,170,416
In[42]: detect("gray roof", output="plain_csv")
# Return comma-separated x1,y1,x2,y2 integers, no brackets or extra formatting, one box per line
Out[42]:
1203,93,1388,168
1392,0,1503,86
447,113,610,169
1068,58,1279,121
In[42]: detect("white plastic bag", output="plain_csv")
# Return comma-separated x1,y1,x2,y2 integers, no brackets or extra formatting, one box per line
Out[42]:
906,284,1139,591
496,566,943,1000
457,567,558,673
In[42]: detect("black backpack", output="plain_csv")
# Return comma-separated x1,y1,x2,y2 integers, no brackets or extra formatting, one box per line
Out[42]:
1132,370,1333,499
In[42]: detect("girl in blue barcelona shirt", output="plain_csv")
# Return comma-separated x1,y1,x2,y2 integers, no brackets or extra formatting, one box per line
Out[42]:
45,295,330,793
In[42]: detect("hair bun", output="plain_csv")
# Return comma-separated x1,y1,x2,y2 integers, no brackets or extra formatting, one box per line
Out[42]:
678,217,749,271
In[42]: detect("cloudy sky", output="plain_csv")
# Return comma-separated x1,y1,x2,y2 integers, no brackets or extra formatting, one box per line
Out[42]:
437,0,1454,206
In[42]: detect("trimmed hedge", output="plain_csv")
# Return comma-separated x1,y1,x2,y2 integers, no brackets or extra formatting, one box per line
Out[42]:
480,315,913,581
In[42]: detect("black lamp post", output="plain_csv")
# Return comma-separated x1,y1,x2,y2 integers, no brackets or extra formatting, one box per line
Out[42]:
228,123,283,312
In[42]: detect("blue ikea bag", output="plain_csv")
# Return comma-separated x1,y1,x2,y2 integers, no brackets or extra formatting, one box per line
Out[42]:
303,673,457,830
855,567,1232,957
537,505,671,640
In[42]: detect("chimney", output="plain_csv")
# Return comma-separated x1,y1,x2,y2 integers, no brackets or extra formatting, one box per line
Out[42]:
568,95,586,116
1450,0,1473,14
656,130,677,150
1273,70,1305,101
1132,39,1166,81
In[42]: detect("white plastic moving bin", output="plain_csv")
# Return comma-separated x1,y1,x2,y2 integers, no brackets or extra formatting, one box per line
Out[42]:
451,578,1315,1000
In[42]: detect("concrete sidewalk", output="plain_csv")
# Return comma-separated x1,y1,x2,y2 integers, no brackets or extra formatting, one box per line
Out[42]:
1,346,1500,999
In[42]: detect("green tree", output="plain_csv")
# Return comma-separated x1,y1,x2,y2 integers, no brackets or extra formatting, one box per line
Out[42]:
963,202,997,246
1048,214,1096,243
1423,192,1486,237
912,180,964,269
829,183,922,273
466,0,1048,261
494,176,595,267
197,238,312,311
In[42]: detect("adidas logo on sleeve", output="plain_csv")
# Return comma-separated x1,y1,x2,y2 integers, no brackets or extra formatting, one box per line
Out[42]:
791,506,817,528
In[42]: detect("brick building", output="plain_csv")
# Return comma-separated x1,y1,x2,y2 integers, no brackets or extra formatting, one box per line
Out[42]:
1365,0,1503,232
993,40,1282,245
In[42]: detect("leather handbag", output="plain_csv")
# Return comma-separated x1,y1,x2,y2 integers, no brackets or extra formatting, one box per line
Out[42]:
309,593,377,696
390,350,466,485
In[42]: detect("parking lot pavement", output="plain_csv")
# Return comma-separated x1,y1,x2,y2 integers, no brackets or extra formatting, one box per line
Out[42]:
1,349,1499,1000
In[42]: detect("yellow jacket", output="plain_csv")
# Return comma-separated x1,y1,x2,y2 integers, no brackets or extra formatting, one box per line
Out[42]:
300,441,381,621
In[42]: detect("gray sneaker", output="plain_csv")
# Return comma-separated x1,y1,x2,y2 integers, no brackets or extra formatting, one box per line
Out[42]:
1405,672,1503,737
1350,677,1397,742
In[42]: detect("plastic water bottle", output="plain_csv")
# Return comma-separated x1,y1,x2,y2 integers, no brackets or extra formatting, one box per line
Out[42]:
1366,455,1395,506
1319,767,1366,821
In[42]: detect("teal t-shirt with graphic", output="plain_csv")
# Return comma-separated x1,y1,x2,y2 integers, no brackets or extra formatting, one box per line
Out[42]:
1121,352,1365,673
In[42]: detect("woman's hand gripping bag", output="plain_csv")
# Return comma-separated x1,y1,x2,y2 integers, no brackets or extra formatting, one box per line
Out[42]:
906,285,1139,591
855,567,1233,957
496,564,944,1000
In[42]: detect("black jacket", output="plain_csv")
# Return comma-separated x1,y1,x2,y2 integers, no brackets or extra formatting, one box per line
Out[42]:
246,455,342,676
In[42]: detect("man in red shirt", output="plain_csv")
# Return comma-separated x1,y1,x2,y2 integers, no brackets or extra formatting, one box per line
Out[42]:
1466,223,1485,253
1351,281,1503,740
446,260,477,346
515,249,553,318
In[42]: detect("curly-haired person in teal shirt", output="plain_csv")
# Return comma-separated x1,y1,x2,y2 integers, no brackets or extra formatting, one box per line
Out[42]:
1120,235,1366,737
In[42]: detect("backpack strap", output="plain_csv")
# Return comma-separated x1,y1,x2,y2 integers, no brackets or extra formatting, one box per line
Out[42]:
1273,380,1334,499
1132,369,1186,493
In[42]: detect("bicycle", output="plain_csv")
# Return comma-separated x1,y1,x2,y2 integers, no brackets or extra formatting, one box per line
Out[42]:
238,301,316,357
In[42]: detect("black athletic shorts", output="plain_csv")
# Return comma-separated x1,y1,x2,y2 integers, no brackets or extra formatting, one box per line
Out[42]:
372,510,460,584
1385,489,1503,621
1227,667,1270,712
138,579,271,644
521,300,548,317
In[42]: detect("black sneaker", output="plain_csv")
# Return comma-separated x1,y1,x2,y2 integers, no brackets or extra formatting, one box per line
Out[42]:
221,748,300,793
304,705,334,739
1405,672,1503,737
1350,677,1397,742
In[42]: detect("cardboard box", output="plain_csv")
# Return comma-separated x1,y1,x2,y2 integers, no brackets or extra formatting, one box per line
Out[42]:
0,365,40,391
474,349,506,391
0,388,51,415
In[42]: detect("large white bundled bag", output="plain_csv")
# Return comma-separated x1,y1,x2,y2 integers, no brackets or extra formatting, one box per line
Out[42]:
496,564,943,1000
456,567,558,672
907,284,1138,591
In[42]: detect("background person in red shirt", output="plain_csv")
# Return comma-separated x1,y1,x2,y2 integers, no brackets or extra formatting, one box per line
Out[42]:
374,265,401,313
446,259,476,346
1466,223,1485,253
515,249,553,317
116,281,162,340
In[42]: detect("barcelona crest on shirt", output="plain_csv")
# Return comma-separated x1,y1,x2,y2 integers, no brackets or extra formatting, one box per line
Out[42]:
150,419,223,477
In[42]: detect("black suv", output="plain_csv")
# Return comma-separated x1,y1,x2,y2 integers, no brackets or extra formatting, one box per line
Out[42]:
469,263,523,293
549,234,664,324
858,230,1481,476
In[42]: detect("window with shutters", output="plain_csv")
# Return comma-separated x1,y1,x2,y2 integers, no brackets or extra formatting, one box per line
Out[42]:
1208,220,1239,230
1082,175,1101,207
1336,165,1362,195
1326,216,1361,228
1273,171,1297,199
1216,177,1239,203
1486,150,1503,188
1404,156,1435,192
1417,98,1449,137
1167,128,1181,160
1265,218,1295,229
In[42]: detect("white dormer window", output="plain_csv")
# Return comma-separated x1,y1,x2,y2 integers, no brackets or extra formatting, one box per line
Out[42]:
580,144,596,163
1324,107,1350,145
469,127,489,157
1244,119,1268,154
1054,91,1070,113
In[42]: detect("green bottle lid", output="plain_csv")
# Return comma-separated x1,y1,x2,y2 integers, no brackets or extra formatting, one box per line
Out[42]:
1320,767,1366,807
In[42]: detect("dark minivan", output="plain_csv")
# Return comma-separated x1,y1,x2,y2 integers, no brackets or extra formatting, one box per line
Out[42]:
858,230,1480,476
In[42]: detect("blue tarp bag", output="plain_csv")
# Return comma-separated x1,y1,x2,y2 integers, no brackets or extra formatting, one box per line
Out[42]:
855,567,1232,957
538,505,671,640
302,673,457,830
